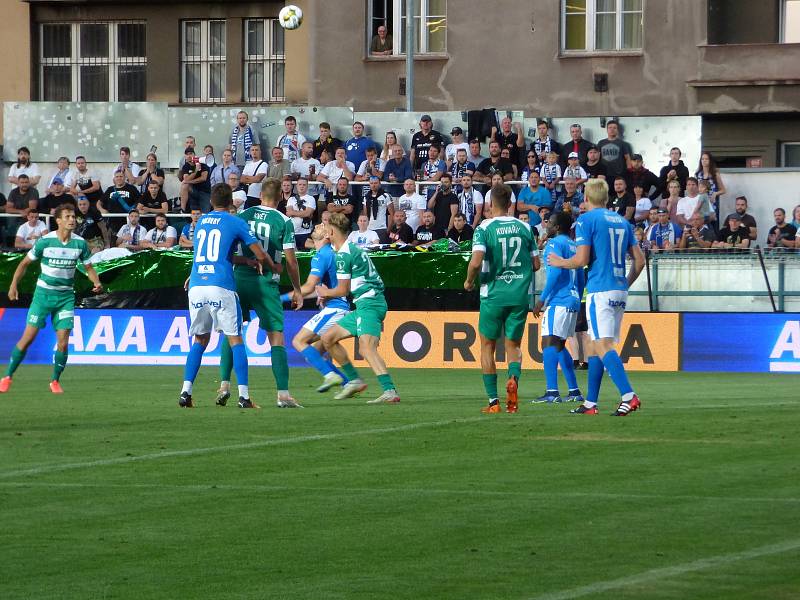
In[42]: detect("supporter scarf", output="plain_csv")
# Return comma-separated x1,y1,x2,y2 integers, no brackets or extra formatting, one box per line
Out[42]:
534,136,553,157
230,126,255,163
459,189,475,223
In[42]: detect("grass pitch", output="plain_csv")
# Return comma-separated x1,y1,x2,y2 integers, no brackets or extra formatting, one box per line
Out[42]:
1,366,798,599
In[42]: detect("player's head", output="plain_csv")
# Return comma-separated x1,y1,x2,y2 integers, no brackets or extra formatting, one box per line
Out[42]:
310,223,330,249
260,177,281,207
548,211,573,238
210,183,233,210
54,204,76,231
584,178,608,209
327,212,351,244
489,183,512,215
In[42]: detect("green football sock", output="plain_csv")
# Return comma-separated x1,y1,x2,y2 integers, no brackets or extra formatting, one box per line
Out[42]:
482,374,498,400
508,361,521,382
271,346,289,391
341,362,360,381
52,350,68,382
377,373,395,392
6,346,26,377
219,337,233,382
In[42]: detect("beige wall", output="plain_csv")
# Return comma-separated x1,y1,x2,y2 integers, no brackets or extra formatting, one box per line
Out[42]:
0,0,32,138
284,0,310,104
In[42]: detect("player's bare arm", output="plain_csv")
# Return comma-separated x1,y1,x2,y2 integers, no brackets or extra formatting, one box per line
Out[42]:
549,244,589,269
317,278,350,299
627,244,645,287
84,263,103,293
464,249,484,291
283,248,303,309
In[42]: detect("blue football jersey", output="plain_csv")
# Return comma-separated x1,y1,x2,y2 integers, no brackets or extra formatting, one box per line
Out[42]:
574,208,635,293
310,243,349,311
540,234,583,310
189,211,258,291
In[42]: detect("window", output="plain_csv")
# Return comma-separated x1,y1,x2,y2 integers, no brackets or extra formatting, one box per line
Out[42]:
367,0,447,55
181,20,226,103
562,0,643,53
243,18,285,102
783,0,800,42
781,142,800,167
38,21,146,101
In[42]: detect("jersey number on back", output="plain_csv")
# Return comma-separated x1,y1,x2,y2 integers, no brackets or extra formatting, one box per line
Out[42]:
499,236,522,268
196,229,221,262
253,222,272,251
608,228,626,267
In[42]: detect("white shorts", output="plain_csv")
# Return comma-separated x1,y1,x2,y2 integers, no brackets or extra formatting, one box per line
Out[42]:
302,306,348,336
586,290,628,342
541,305,578,340
188,285,242,337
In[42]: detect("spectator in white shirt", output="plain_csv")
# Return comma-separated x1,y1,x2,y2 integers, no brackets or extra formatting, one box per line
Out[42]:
14,211,48,249
277,115,306,163
143,213,177,248
676,177,701,227
361,175,394,243
355,146,385,181
240,144,269,207
65,156,102,203
286,177,317,249
117,146,141,185
290,141,322,180
316,147,355,191
346,214,380,248
483,173,516,218
8,146,41,190
632,183,652,226
45,157,71,194
116,209,149,251
457,173,484,228
396,178,426,233
445,127,470,169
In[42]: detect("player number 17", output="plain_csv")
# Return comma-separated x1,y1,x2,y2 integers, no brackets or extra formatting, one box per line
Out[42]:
608,227,626,267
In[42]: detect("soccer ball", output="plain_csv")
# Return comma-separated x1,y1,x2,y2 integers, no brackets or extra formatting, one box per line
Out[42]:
279,5,304,30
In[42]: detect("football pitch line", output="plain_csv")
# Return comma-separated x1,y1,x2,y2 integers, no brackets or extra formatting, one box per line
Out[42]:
1,481,798,506
0,416,489,479
527,538,800,600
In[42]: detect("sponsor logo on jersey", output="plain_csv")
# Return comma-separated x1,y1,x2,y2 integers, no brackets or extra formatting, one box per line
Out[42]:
198,264,215,274
497,270,524,285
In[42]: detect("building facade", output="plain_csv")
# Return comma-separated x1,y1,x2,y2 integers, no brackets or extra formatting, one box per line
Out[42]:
2,0,799,166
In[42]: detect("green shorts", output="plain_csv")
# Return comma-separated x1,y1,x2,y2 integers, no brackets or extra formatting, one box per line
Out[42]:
235,271,284,333
478,303,529,341
27,290,75,330
338,296,387,338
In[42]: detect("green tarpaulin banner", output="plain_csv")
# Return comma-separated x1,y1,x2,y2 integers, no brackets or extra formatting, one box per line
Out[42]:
0,243,473,295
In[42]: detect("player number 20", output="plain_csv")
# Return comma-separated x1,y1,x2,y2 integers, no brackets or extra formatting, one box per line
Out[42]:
500,236,522,268
195,229,221,262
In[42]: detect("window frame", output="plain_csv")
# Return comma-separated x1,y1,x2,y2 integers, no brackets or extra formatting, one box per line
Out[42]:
560,0,644,54
780,141,800,167
243,18,286,103
38,21,147,102
180,19,227,104
365,0,446,56
781,0,800,43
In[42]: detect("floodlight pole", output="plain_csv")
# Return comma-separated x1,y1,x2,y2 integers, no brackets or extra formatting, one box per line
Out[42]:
405,0,414,112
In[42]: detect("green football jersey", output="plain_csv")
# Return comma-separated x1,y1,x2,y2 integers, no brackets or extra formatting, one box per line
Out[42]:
472,216,537,307
27,232,91,295
336,241,385,303
237,205,295,283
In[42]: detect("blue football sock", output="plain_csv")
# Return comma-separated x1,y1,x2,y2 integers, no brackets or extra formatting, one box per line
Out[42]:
301,346,333,376
559,348,580,392
325,359,348,383
602,350,633,396
231,342,249,386
543,346,559,393
587,356,604,403
183,342,205,385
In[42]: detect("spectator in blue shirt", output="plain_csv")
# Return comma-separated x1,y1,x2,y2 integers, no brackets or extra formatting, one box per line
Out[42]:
210,149,240,187
647,208,682,251
383,144,413,196
345,121,377,168
517,171,553,221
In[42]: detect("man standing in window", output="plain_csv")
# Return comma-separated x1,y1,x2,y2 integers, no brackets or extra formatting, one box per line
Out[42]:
370,24,392,55
597,120,633,181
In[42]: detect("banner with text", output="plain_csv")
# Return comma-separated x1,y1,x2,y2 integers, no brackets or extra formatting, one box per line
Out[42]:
682,313,800,373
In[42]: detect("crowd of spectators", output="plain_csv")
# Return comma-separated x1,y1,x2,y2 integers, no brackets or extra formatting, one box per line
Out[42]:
2,112,798,256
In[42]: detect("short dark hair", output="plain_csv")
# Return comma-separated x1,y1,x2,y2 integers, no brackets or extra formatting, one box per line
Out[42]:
606,119,619,127
285,115,296,123
670,147,682,155
736,195,748,205
128,208,139,215
319,121,331,129
54,204,75,220
17,173,29,180
775,207,786,216
120,146,131,154
210,183,233,209
554,211,573,235
353,120,364,128
490,184,512,211
686,176,699,185
76,155,86,161
155,212,167,219
440,172,452,181
454,212,467,220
